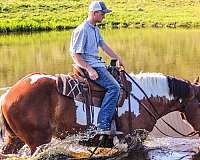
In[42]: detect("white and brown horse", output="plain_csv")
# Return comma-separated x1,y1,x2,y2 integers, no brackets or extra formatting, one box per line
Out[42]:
1,72,200,154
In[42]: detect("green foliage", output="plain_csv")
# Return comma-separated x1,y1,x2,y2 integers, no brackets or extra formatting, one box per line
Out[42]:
0,0,200,32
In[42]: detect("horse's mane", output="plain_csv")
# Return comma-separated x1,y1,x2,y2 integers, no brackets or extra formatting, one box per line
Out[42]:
167,76,190,99
129,72,190,100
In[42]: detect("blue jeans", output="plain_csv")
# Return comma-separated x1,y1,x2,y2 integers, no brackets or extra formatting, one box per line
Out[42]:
93,67,120,130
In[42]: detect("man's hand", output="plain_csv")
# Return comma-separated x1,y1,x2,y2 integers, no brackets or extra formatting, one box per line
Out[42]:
72,54,99,80
87,67,99,80
118,57,126,69
100,43,126,69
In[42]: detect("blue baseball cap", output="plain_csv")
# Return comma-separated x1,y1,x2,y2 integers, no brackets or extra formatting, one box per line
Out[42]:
89,1,112,13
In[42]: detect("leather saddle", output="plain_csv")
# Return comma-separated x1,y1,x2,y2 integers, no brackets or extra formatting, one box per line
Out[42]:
56,64,132,125
71,64,132,108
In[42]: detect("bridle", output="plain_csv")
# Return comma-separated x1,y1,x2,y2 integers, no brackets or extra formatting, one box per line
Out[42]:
123,70,200,137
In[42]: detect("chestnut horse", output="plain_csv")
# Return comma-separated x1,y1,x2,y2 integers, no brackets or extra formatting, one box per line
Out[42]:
1,72,200,155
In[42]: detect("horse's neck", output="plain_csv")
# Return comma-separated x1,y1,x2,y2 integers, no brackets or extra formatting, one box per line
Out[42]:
145,96,181,119
128,73,183,119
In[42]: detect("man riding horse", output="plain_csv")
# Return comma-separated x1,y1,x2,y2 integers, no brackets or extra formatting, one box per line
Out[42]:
70,1,125,134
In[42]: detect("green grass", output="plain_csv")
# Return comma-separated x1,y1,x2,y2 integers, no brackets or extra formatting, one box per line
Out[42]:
1,0,200,33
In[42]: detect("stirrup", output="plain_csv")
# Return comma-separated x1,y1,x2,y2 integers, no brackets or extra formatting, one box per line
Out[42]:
97,120,124,135
97,129,124,136
110,119,124,135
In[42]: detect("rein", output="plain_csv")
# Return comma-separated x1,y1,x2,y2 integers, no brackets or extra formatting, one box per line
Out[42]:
122,70,200,137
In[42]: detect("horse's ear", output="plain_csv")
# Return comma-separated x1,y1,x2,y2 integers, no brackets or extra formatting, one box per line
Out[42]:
194,76,200,83
180,112,186,120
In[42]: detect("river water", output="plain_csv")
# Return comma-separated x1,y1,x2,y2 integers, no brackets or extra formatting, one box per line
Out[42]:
1,29,200,159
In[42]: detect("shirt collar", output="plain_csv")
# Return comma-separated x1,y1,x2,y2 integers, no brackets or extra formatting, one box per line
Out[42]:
85,20,96,29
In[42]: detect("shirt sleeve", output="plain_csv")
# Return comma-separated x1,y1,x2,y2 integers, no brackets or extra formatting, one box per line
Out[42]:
70,28,87,54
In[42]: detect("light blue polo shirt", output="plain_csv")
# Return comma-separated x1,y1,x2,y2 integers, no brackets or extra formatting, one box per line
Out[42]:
70,20,106,68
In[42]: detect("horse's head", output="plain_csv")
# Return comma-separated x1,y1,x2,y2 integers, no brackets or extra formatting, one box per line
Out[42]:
180,77,200,135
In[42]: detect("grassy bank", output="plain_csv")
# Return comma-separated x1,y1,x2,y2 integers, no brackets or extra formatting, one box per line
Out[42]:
0,0,200,33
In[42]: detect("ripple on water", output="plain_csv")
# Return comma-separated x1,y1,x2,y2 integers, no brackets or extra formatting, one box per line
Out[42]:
143,136,200,160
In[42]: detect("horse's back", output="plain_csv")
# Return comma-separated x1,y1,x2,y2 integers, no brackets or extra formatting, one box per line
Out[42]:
2,73,57,110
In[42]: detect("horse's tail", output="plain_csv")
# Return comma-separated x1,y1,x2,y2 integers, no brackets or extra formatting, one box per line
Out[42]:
0,90,9,140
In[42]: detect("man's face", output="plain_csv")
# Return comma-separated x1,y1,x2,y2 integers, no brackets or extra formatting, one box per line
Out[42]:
94,11,105,23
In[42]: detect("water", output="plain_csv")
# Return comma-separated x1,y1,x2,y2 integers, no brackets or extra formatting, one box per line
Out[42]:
1,29,200,88
145,136,200,160
0,135,199,159
1,29,200,159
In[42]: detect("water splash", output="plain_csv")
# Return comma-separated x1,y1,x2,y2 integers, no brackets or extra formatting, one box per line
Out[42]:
0,134,200,160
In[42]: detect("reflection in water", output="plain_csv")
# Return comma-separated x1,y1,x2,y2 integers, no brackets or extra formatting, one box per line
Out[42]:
1,29,200,159
1,29,200,87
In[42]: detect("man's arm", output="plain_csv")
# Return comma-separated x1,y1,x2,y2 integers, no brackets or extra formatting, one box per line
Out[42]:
72,53,98,80
101,43,125,68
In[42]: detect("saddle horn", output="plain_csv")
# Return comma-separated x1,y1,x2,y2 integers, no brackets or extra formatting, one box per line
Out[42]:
194,76,200,83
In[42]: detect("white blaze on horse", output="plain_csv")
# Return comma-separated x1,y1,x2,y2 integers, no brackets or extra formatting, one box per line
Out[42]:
0,71,200,155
